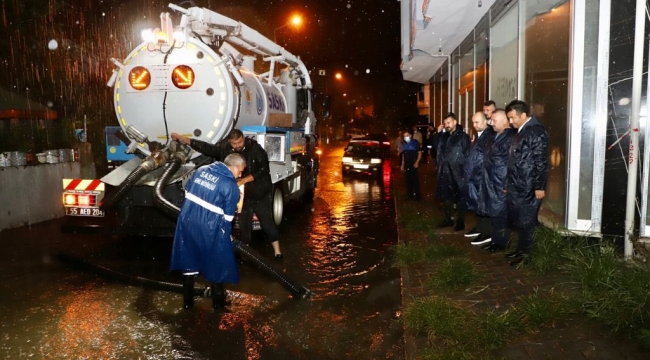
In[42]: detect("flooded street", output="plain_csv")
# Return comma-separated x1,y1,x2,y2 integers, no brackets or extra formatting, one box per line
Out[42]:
0,140,403,359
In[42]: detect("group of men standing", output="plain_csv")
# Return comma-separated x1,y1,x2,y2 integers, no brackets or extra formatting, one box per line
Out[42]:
424,99,549,266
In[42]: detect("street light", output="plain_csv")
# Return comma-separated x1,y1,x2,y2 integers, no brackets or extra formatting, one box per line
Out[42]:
274,14,303,43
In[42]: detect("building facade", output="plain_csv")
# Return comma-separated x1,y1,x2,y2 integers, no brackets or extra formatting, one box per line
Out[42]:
400,0,649,247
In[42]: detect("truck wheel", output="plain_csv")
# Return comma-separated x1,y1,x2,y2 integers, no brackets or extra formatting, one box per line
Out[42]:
272,186,284,227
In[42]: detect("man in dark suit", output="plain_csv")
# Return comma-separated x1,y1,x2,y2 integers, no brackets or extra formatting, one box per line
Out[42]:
435,113,470,231
476,109,516,252
504,100,549,265
464,112,495,245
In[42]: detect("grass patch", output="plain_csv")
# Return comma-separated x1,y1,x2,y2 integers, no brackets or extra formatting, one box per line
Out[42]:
398,219,650,355
565,243,650,338
475,309,524,350
513,288,573,328
392,243,427,266
402,214,437,239
525,226,571,274
392,243,466,267
403,297,523,359
427,258,479,291
403,296,472,341
530,232,650,344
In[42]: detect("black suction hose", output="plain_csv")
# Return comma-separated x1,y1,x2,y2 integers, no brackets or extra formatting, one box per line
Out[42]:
56,253,210,297
100,158,159,211
151,154,313,300
153,157,183,219
232,238,312,299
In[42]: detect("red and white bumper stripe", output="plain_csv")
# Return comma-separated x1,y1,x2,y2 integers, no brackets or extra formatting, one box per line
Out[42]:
63,179,105,192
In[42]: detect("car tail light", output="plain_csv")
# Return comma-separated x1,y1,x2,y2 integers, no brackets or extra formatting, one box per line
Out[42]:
63,193,98,206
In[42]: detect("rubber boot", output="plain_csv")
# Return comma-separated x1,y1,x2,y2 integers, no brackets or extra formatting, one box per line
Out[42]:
182,274,195,309
211,282,228,309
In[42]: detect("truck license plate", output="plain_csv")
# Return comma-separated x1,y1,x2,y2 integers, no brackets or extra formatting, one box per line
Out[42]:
65,207,104,217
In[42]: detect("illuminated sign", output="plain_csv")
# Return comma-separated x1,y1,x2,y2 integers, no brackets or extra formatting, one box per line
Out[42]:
171,65,195,89
128,66,151,90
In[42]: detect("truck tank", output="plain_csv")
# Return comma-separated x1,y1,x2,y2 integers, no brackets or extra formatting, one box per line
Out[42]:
111,39,288,158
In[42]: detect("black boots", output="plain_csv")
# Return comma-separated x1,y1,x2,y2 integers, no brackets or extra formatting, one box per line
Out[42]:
183,276,229,310
211,282,229,309
182,274,195,309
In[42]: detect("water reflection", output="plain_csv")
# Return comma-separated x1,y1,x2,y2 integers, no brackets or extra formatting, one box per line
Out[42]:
305,146,394,300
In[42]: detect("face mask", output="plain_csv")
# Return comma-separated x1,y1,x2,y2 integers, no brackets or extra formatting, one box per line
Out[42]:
404,136,411,142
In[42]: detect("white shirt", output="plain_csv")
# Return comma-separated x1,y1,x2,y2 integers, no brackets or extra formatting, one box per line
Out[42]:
518,117,532,133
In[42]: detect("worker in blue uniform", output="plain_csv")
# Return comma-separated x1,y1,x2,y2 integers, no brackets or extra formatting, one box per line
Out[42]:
170,153,247,309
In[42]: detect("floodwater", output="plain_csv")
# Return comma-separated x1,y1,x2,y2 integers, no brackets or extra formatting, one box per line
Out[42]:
0,140,403,359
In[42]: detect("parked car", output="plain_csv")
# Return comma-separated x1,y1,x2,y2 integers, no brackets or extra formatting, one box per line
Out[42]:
346,128,367,139
341,137,388,176
364,133,392,155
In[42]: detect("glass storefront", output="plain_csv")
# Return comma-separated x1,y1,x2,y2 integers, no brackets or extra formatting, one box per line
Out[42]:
408,0,650,239
489,3,519,108
452,59,460,121
441,66,449,121
522,0,571,222
460,44,475,135
475,30,488,112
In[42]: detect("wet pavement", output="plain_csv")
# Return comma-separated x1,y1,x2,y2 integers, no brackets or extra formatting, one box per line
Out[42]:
0,140,403,359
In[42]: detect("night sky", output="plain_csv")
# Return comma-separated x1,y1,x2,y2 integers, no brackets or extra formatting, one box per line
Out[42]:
0,0,420,134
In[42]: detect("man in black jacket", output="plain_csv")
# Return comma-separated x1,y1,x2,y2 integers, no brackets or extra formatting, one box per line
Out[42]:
435,113,470,231
171,129,283,259
476,109,516,253
464,112,495,245
504,100,549,265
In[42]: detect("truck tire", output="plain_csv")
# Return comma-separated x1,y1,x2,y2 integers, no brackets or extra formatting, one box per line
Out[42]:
272,186,284,227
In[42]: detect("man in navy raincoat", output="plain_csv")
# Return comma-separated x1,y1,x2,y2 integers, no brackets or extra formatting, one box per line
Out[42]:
436,113,470,231
463,112,495,245
170,153,246,309
476,109,516,252
504,100,549,265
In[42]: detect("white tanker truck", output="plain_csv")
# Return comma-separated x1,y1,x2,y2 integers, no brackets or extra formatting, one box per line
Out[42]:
62,3,321,235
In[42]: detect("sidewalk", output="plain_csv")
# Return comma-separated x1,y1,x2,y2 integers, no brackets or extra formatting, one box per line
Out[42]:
393,160,650,360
